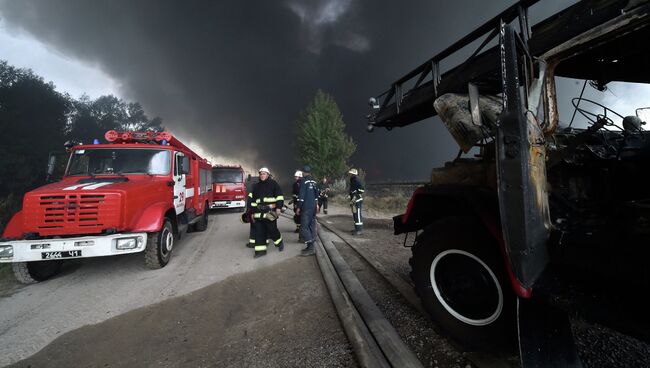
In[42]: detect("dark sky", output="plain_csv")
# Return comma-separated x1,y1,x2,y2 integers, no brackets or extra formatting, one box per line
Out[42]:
0,0,577,181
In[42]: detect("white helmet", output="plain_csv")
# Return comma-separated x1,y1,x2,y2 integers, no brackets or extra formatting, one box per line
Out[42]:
294,170,303,178
348,168,358,175
259,167,270,174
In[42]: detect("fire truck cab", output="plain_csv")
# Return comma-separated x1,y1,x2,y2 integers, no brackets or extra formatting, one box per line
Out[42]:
0,130,212,283
210,164,246,211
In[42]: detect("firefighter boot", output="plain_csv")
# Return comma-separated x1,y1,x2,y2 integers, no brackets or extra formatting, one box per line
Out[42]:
324,209,328,215
352,225,363,236
254,250,267,258
300,241,315,256
278,240,285,252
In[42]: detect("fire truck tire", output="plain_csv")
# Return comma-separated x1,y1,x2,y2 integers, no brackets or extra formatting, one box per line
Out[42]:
12,261,63,284
193,206,209,232
145,218,174,269
409,216,516,351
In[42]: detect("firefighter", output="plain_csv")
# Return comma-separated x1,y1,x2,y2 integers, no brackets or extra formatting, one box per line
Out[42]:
348,168,364,235
250,167,285,258
297,164,320,256
317,176,329,215
243,173,258,248
291,170,302,234
244,191,255,248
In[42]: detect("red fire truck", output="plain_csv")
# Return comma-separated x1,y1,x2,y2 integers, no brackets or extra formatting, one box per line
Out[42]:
210,164,246,211
0,130,212,283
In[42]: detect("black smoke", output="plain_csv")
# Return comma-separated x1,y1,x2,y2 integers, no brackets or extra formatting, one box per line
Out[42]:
0,0,576,182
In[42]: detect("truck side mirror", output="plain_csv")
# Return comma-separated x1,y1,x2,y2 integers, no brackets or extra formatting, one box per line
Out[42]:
47,154,57,177
181,156,190,175
46,151,67,182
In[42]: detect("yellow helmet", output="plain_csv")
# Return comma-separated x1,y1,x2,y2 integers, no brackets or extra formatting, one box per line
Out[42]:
348,168,358,175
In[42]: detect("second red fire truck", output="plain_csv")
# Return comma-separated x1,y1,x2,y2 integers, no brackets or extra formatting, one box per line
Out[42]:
210,164,247,211
0,130,212,283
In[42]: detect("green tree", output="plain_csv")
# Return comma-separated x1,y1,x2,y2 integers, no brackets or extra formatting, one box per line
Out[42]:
66,95,163,144
295,90,356,180
0,61,70,230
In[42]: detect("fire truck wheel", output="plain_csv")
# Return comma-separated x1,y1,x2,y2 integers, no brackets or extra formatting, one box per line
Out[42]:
409,216,516,351
193,206,209,232
12,261,63,284
145,218,174,269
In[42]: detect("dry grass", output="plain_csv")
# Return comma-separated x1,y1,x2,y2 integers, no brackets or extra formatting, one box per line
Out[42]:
330,186,413,218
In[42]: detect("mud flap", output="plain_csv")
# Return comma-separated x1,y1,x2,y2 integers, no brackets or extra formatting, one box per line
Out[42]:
518,297,583,368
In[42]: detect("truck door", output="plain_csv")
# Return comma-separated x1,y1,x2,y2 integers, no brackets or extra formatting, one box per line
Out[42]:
173,152,186,215
496,24,551,289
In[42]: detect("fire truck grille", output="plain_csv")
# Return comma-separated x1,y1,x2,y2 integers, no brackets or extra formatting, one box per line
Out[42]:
24,193,122,235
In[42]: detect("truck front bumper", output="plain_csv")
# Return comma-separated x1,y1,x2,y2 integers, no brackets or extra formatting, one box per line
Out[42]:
0,233,148,263
211,200,246,209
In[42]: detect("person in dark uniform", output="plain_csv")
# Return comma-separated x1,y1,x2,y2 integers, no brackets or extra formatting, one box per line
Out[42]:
244,173,258,248
297,164,320,256
317,176,329,215
250,167,285,258
291,170,302,234
348,168,364,235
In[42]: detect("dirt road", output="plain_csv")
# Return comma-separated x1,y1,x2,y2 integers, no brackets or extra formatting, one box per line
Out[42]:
0,210,354,367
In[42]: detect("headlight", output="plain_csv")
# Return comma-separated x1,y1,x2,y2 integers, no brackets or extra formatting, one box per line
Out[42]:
0,245,14,259
116,237,143,250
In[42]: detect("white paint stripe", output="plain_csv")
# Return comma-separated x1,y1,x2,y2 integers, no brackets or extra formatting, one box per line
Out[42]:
63,183,94,190
81,182,112,190
186,188,195,198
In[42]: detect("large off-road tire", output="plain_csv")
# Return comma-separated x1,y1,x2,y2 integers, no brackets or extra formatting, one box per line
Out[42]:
192,206,209,232
145,218,174,269
12,261,63,284
409,216,516,351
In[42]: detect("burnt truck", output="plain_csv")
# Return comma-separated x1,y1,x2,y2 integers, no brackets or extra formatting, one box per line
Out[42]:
367,0,650,366
0,131,213,283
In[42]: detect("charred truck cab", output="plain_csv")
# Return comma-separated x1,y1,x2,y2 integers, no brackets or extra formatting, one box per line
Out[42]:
210,164,247,211
0,130,212,283
367,0,650,366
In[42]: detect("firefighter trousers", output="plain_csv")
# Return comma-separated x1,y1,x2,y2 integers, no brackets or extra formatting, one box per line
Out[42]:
300,208,317,243
352,201,363,230
252,218,283,254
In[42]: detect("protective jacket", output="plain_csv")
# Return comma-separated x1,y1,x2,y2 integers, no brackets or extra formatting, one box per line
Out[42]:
319,182,330,199
250,178,284,220
298,175,319,211
292,179,301,204
349,176,365,203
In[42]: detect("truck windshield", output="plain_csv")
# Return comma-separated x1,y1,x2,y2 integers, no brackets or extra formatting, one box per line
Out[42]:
67,148,171,176
213,169,243,183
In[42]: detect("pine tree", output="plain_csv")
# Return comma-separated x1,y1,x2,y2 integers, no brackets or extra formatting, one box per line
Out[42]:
296,90,356,180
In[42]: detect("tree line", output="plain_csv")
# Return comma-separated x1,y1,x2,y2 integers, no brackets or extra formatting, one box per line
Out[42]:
0,60,162,231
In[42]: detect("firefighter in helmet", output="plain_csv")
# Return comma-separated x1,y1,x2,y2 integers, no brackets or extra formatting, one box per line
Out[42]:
291,170,302,234
348,168,364,235
250,167,285,258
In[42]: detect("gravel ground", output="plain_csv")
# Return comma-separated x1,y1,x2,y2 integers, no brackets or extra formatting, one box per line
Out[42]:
318,205,650,368
332,239,474,368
